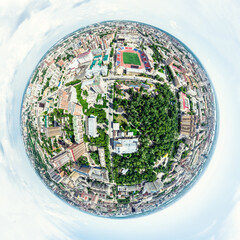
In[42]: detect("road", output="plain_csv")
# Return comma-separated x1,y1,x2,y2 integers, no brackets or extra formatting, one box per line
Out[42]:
106,82,114,152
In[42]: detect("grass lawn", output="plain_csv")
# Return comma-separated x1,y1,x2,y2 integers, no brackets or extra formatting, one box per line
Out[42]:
123,52,141,66
114,114,128,125
128,128,138,136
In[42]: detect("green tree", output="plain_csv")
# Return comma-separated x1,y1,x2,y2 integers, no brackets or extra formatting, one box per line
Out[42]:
108,62,112,70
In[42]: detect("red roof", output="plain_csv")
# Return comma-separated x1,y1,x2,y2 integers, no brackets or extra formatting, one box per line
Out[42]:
181,92,190,111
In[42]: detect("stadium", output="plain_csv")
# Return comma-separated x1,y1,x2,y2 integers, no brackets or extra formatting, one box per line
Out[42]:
116,47,152,72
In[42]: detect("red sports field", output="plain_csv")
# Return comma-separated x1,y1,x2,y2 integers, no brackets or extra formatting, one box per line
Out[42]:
117,48,145,69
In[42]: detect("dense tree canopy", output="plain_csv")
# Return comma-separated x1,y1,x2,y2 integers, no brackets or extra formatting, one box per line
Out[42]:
113,83,179,185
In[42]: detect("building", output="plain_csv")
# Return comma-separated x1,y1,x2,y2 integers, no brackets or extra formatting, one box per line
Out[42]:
68,143,86,161
73,115,83,143
69,171,81,184
127,131,134,137
126,67,145,75
72,164,92,177
103,48,110,65
143,179,163,193
114,138,138,154
118,185,140,192
179,92,190,113
48,168,63,183
58,90,69,110
165,57,174,66
101,65,108,76
103,53,109,65
192,149,200,167
91,181,111,195
113,123,120,131
68,102,82,116
68,50,93,72
51,151,70,168
77,49,93,64
88,115,97,137
98,147,106,168
45,127,62,138
81,79,94,88
66,86,77,103
58,86,79,113
173,76,181,88
174,143,185,161
91,76,105,93
85,64,108,79
90,167,109,183
180,115,197,137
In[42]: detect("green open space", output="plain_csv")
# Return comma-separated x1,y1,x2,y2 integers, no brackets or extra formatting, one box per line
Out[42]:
122,52,141,66
113,83,179,185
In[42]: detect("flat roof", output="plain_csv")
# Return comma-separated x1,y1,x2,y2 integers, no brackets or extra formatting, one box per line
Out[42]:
103,55,109,61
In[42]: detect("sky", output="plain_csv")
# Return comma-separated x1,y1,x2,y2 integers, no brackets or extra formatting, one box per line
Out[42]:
0,0,240,239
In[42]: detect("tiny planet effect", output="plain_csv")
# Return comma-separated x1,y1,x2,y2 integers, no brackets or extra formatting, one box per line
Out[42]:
21,20,216,217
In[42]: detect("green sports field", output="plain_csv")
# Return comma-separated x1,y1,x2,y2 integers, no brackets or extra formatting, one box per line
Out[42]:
122,52,141,66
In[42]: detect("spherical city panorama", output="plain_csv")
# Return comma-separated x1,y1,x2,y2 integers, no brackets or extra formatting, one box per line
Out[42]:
21,21,216,217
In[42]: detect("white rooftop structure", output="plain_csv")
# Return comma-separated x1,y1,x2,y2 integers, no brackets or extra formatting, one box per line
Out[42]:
81,79,94,88
126,68,145,75
85,65,108,78
68,58,79,70
114,138,138,154
88,115,97,137
143,179,163,193
113,123,120,130
127,131,134,137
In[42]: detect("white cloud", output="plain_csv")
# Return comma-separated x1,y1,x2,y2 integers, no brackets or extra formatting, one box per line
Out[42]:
169,20,180,29
217,196,240,240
